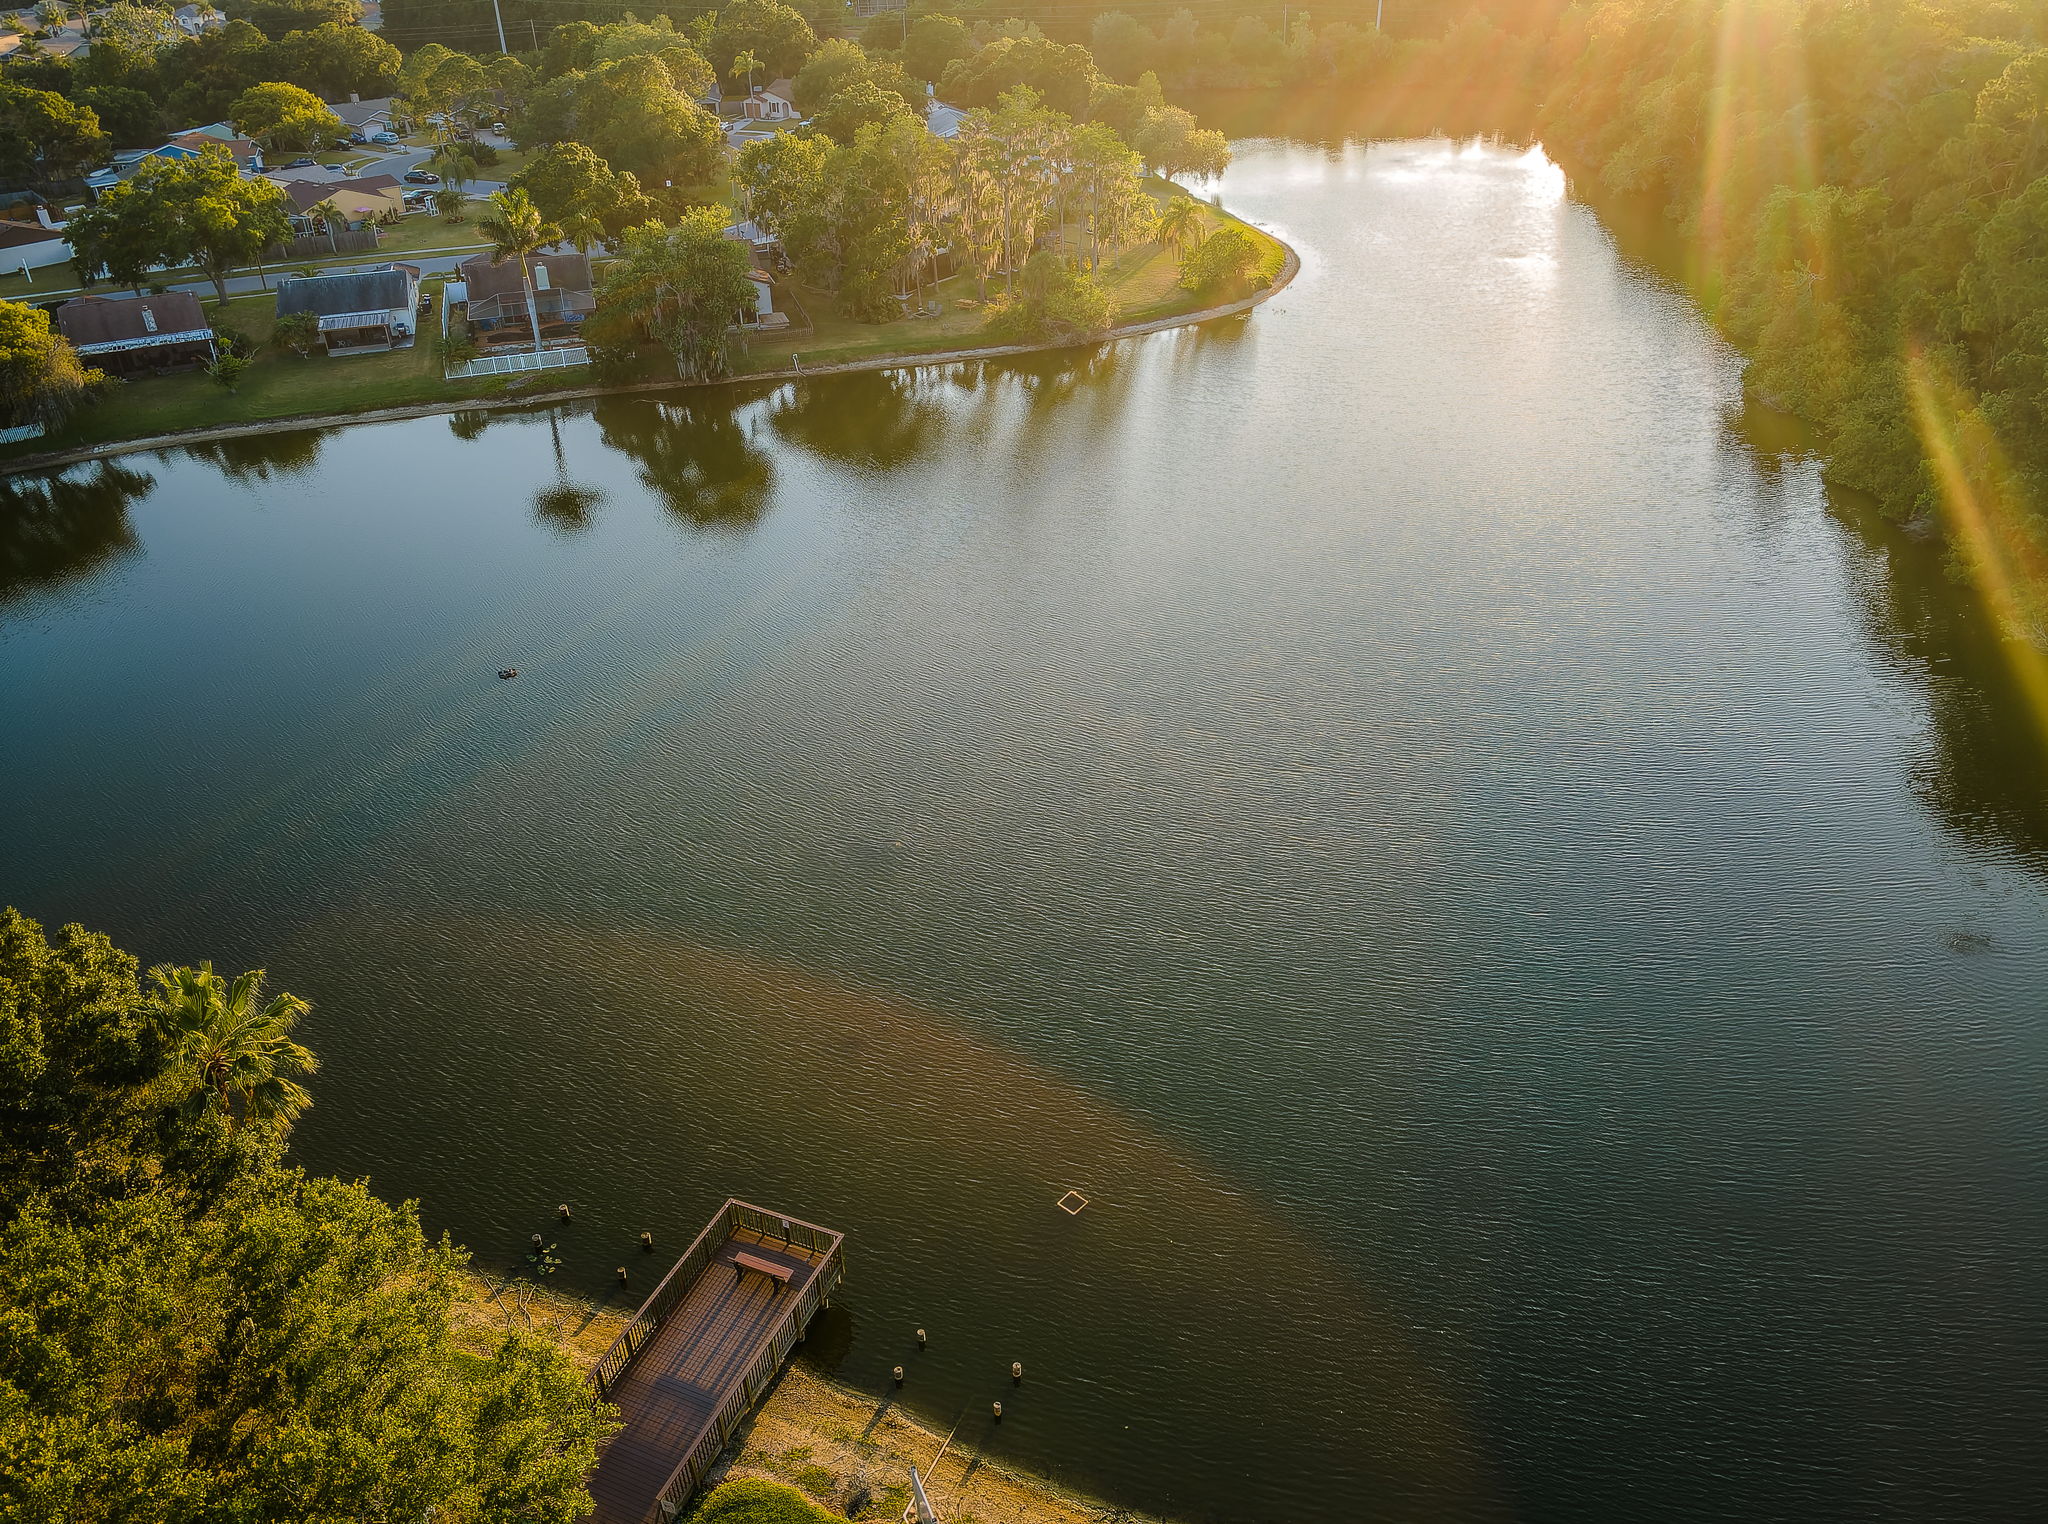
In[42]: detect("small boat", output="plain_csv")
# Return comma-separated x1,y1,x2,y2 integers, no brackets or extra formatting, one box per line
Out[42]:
498,667,519,679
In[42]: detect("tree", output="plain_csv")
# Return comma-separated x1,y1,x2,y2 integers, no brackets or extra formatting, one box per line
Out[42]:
730,47,761,98
71,83,159,147
90,2,184,55
904,13,971,84
433,185,469,222
590,210,760,381
1132,104,1230,181
0,80,109,186
268,20,401,101
0,909,620,1524
704,0,816,80
271,308,320,355
0,300,104,435
1154,193,1205,258
427,143,478,192
813,78,913,146
231,0,357,39
1067,122,1151,269
1091,11,1156,85
985,249,1112,341
571,55,725,190
153,963,316,1129
230,79,343,151
67,147,293,303
791,37,864,115
307,194,346,248
939,35,1100,116
511,141,655,245
1178,223,1258,292
477,187,561,356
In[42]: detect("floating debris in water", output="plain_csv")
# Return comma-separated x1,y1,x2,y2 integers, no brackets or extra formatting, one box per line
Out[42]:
1057,1190,1089,1215
498,667,519,680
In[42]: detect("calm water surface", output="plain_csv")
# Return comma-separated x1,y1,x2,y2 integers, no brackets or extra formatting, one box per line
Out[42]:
5,140,2047,1523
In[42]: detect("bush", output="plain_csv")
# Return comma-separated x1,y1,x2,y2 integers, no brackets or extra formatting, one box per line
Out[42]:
982,251,1113,343
692,1478,843,1524
467,141,500,168
203,352,252,392
210,323,255,359
1178,225,1260,294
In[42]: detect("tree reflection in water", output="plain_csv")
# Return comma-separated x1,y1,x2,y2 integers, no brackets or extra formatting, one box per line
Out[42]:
594,394,773,529
533,412,606,534
0,461,154,609
767,369,947,471
182,429,329,482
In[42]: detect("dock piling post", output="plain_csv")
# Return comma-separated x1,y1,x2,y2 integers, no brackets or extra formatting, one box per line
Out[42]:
1011,1362,1023,1383
558,1203,572,1222
892,1365,904,1386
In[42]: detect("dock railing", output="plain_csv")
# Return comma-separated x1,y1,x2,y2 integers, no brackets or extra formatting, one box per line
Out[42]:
587,1198,846,1519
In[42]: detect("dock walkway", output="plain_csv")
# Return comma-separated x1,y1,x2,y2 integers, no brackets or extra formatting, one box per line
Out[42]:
586,1200,846,1523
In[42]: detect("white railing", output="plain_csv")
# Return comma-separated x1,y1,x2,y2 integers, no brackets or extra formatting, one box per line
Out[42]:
445,344,589,379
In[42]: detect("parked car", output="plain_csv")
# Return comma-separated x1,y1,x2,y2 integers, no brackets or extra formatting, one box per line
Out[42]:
343,132,368,145
284,156,316,168
491,121,507,134
371,131,402,144
403,171,440,185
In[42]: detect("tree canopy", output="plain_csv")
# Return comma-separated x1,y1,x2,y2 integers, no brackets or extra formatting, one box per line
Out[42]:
0,907,615,1523
0,302,104,436
229,78,343,150
67,147,293,303
590,209,761,381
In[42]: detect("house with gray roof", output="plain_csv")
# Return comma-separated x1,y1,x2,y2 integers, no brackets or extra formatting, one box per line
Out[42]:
275,263,420,354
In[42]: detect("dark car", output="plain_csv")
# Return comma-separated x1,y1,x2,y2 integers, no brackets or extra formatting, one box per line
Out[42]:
402,170,440,186
343,132,368,145
285,156,317,168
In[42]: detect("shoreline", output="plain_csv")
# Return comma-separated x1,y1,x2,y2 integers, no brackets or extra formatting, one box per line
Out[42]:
1,241,1299,479
450,1271,1173,1524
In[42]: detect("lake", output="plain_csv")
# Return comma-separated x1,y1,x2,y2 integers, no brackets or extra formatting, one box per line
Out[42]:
4,138,2045,1524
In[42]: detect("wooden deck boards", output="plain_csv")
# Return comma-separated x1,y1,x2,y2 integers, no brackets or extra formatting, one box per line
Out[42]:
586,1228,829,1524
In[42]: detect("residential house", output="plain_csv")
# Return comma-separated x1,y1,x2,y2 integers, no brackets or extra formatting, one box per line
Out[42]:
275,263,420,354
0,219,70,272
925,102,967,141
89,127,264,194
54,292,217,376
331,96,397,136
739,80,800,122
285,175,404,230
173,4,225,34
722,219,783,270
457,250,594,346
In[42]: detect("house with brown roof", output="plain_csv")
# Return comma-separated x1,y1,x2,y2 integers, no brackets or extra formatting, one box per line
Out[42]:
456,251,594,346
740,79,800,121
284,175,404,230
54,293,217,376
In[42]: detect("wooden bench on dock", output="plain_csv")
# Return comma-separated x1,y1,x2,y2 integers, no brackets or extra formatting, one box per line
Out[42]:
733,1250,795,1290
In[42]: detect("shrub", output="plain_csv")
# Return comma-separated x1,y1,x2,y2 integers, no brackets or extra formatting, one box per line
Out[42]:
204,352,252,392
983,251,1113,342
1178,224,1259,293
272,310,320,357
693,1477,843,1524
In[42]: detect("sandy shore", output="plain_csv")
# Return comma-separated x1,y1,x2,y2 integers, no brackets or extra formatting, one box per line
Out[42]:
453,1272,1165,1524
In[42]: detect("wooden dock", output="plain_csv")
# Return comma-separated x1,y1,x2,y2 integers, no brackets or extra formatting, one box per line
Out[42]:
585,1200,846,1523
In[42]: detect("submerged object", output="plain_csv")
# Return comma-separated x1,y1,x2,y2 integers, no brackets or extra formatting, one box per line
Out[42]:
498,667,519,680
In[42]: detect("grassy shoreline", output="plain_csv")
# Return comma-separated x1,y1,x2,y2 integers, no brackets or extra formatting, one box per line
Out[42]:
451,1272,1172,1524
1,197,1292,474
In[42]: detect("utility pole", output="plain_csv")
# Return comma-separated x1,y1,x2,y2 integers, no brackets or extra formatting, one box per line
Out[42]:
1377,0,1385,31
489,0,507,55
528,19,539,51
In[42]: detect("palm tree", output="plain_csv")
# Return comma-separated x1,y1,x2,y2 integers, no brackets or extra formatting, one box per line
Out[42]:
560,209,605,256
308,196,346,251
428,145,477,194
434,185,469,222
730,48,761,98
153,963,318,1131
477,187,561,356
1156,195,1206,260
